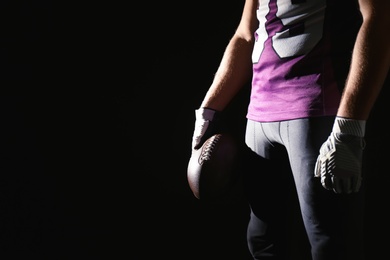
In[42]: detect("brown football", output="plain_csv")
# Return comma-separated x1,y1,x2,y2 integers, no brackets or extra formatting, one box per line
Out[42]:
187,133,240,201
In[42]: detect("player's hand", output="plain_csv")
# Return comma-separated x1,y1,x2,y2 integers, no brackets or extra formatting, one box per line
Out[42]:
192,108,220,150
314,117,366,194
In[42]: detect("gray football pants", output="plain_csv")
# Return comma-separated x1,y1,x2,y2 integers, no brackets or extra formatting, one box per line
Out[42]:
243,117,365,260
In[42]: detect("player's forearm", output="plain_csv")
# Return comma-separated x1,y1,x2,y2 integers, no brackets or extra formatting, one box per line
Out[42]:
200,35,254,111
337,2,390,120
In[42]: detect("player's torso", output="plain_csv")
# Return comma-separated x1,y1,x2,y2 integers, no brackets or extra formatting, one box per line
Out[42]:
247,0,361,122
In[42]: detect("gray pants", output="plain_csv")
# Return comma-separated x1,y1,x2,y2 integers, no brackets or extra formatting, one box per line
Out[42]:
243,117,365,260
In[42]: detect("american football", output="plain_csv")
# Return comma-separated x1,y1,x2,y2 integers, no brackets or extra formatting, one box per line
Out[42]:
187,133,241,202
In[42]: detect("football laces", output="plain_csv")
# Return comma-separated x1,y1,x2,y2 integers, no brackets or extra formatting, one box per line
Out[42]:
198,134,221,164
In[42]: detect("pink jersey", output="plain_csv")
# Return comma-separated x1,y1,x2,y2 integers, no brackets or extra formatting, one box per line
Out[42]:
247,0,361,122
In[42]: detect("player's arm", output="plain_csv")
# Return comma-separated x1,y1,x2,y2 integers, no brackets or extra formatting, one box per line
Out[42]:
191,0,258,150
315,0,390,193
200,0,259,111
337,0,390,120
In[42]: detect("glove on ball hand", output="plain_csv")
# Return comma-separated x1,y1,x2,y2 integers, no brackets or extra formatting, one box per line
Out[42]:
314,117,366,194
192,108,219,150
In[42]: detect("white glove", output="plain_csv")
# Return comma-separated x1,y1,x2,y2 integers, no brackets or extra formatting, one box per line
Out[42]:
192,108,218,150
314,117,366,194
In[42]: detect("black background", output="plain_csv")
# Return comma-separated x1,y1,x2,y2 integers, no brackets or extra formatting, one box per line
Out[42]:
1,1,389,259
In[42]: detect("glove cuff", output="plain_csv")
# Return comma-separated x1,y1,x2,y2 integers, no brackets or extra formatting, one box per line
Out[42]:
195,107,218,121
332,117,366,137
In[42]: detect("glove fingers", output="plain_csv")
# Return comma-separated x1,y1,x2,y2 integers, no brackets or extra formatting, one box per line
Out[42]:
331,170,363,194
332,176,352,194
314,156,321,178
320,161,333,191
315,132,364,194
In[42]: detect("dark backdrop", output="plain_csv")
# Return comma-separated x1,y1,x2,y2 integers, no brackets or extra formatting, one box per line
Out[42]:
1,1,389,259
